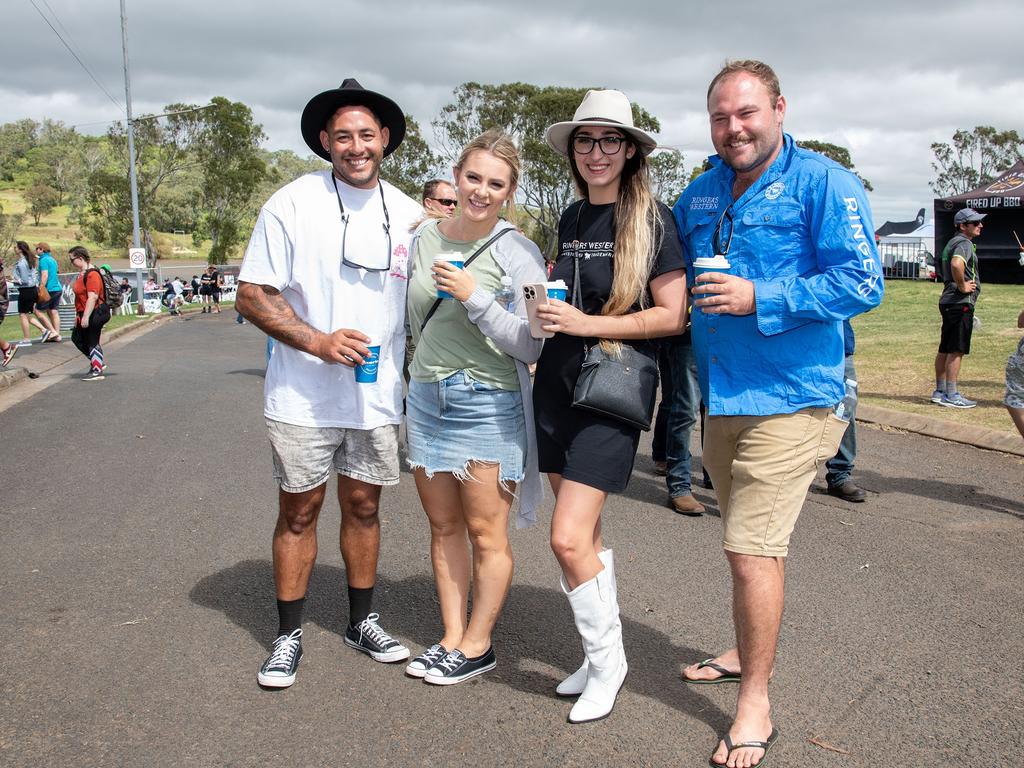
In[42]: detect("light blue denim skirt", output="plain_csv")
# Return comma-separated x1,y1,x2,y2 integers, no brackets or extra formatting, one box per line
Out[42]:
407,371,526,487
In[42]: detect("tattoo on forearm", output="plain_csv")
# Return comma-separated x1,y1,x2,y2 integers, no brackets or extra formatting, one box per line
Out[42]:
238,283,321,354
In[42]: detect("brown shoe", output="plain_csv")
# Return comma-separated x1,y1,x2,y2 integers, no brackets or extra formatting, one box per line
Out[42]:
653,460,668,476
669,494,705,516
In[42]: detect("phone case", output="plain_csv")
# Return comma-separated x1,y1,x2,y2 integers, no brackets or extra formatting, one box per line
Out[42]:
523,283,553,339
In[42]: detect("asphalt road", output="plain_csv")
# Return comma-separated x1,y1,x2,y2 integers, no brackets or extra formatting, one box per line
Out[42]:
1,314,1022,767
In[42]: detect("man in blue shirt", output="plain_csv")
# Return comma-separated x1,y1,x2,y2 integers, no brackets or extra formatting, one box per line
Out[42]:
673,60,883,768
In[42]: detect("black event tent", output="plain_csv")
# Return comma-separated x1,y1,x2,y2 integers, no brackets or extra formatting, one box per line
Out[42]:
934,160,1024,283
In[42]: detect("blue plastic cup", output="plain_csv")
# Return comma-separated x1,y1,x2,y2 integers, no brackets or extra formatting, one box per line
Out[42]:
433,255,465,299
545,280,568,301
354,344,381,383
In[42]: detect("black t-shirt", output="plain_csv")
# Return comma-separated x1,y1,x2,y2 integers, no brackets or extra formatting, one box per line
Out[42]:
209,270,221,292
535,199,685,404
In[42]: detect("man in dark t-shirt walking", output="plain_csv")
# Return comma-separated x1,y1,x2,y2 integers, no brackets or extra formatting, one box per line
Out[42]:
931,207,984,409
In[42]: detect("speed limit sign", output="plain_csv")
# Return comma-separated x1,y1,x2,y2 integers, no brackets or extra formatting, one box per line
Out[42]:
128,247,146,268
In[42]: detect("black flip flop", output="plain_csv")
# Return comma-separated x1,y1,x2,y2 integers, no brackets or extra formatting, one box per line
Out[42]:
709,727,780,768
683,658,741,685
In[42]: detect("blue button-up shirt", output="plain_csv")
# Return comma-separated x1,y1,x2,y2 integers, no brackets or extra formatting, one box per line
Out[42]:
673,134,883,417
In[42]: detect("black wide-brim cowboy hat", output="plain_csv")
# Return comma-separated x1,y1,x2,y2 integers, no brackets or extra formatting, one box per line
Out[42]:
300,78,406,160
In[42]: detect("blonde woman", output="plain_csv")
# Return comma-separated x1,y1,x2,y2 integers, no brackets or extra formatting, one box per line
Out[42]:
405,130,547,684
534,91,686,722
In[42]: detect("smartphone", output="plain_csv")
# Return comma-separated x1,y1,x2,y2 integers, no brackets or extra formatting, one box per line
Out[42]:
523,283,553,339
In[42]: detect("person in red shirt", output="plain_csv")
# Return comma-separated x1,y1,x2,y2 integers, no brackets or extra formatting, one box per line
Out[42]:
68,246,111,381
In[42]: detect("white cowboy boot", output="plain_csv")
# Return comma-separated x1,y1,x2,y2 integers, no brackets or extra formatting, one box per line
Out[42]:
556,549,616,697
563,565,627,723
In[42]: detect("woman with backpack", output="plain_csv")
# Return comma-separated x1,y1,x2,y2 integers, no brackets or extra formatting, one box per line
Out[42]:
68,246,112,381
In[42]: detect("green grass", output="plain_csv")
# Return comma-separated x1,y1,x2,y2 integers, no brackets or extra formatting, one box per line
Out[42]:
1,300,235,344
1,311,146,344
854,281,1022,432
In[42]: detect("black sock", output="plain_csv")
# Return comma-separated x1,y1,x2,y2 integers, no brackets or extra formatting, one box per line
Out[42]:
348,585,374,627
277,597,305,636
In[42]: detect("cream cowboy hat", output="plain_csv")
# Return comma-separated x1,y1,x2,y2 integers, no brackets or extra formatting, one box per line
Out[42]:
545,89,658,157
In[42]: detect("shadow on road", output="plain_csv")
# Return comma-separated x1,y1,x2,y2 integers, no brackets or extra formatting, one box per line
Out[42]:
854,468,1024,518
190,559,730,732
619,467,721,519
226,369,266,378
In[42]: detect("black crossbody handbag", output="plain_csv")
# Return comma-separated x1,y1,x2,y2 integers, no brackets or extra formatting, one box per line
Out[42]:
569,249,658,431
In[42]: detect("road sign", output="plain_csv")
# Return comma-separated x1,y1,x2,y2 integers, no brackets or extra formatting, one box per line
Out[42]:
128,247,146,268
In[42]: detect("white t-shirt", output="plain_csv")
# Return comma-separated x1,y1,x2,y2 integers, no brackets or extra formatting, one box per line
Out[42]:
171,279,184,296
239,170,421,428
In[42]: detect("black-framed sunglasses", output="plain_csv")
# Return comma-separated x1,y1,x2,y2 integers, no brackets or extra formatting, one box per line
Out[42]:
572,135,627,155
429,197,458,207
332,174,392,272
713,206,735,256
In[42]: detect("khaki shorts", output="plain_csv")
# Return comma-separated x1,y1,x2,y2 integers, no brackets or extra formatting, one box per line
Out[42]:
703,408,847,557
266,419,400,493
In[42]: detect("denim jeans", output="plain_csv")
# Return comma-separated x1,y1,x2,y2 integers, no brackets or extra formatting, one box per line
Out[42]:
825,355,857,487
652,333,699,496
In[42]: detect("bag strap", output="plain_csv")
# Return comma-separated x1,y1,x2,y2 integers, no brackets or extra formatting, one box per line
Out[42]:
85,267,106,304
419,226,514,334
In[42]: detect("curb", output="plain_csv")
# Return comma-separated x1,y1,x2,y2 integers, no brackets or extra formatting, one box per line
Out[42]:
0,312,165,389
0,365,27,390
857,403,1024,457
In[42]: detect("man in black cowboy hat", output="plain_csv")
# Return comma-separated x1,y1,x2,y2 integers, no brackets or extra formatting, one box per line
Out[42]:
237,79,422,689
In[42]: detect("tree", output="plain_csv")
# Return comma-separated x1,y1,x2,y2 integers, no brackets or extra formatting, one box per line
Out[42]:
797,139,873,191
384,115,441,200
83,108,200,246
0,202,24,259
648,149,688,205
26,120,82,205
24,181,59,225
0,119,39,181
930,126,1024,196
432,82,664,260
190,97,268,263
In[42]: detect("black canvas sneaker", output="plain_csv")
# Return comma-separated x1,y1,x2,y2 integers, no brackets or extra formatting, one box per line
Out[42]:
344,613,410,663
257,628,303,688
424,647,496,685
405,643,448,678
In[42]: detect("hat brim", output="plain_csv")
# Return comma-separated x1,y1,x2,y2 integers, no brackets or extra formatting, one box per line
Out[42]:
545,120,657,157
301,88,406,161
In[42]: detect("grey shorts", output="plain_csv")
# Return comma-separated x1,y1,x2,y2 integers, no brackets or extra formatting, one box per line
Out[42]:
266,418,400,493
1005,338,1024,410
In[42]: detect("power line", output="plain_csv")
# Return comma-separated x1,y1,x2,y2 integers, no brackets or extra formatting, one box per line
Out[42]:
27,0,123,109
69,104,217,131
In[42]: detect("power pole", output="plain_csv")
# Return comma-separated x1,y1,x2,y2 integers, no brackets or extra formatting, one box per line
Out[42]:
120,0,145,314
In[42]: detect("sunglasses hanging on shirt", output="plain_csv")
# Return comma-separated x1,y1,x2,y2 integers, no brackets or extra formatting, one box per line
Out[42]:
332,174,392,273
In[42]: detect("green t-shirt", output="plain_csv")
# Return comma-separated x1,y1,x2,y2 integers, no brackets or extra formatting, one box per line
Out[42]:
408,221,519,391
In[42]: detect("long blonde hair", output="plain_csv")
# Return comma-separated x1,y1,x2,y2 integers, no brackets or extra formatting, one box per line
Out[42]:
569,129,662,351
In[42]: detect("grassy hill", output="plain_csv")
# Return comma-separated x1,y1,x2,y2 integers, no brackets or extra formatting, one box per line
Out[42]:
2,187,222,270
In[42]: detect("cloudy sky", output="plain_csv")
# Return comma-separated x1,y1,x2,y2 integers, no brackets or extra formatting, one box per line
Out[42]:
3,0,1021,226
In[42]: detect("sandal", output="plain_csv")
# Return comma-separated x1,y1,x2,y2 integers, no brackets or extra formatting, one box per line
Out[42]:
709,727,779,768
683,658,741,685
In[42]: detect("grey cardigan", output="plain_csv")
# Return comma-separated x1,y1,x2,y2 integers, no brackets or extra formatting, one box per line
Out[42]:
409,220,548,528
13,257,38,287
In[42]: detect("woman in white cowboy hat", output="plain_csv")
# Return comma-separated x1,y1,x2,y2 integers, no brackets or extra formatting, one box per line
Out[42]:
533,89,687,723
